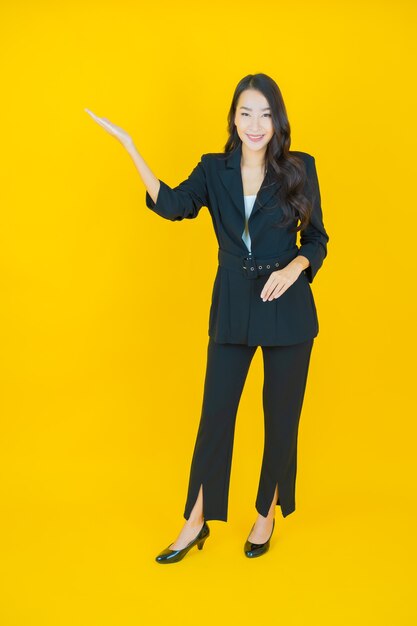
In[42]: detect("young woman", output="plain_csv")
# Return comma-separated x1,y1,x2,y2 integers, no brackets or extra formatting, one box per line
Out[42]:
86,72,329,562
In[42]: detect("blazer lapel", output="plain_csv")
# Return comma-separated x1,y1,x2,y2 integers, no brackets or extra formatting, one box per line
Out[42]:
218,141,282,227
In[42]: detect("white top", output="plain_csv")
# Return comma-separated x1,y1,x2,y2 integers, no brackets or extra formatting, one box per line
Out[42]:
242,194,257,252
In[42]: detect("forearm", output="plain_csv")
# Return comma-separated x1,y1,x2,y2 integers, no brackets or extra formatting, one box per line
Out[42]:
125,141,161,204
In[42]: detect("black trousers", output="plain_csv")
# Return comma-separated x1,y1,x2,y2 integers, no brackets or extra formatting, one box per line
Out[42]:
183,336,314,522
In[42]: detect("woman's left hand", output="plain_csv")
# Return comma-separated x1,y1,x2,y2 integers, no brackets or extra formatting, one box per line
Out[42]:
260,264,303,302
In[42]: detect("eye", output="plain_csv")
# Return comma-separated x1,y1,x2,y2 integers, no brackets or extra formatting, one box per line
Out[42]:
240,112,272,117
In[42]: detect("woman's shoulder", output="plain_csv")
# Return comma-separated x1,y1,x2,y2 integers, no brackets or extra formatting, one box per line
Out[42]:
200,152,228,162
289,150,315,163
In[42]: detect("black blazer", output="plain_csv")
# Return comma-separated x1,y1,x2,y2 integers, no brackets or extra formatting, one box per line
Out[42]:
145,141,329,346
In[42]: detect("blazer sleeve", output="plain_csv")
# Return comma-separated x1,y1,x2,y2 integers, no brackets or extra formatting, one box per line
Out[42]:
145,154,209,221
297,155,330,283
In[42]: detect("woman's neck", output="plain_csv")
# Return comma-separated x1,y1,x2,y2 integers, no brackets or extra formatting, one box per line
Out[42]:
240,144,267,170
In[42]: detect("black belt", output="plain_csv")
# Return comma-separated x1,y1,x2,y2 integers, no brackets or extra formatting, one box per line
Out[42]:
218,247,300,280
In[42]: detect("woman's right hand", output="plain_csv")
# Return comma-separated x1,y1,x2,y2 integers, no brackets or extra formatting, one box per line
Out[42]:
85,107,162,206
84,108,134,149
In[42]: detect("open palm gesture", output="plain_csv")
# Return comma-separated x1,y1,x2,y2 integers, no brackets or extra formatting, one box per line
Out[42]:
85,108,134,148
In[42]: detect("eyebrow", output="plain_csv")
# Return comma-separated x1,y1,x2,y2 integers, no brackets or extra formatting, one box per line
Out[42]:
239,106,271,111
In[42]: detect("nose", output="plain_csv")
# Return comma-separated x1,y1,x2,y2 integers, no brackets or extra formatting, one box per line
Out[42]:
248,121,262,132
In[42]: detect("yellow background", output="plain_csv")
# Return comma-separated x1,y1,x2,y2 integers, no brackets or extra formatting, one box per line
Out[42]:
1,0,416,624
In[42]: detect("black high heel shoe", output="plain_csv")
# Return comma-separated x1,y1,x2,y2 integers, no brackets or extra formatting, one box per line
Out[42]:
244,518,275,558
155,520,210,564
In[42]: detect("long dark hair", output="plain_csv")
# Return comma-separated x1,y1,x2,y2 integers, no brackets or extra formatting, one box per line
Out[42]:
222,73,312,233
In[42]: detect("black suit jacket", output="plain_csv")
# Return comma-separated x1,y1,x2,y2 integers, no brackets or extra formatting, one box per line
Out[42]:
145,141,329,346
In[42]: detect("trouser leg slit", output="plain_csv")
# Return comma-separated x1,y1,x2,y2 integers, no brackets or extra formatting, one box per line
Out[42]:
255,339,314,518
183,338,257,522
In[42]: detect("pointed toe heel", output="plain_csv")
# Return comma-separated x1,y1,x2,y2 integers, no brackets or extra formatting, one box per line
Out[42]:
244,518,275,558
155,520,210,564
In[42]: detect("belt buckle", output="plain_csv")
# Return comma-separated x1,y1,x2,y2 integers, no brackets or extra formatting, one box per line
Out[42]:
242,254,258,279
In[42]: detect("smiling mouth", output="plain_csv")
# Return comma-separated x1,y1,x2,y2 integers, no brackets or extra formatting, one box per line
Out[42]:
247,134,265,141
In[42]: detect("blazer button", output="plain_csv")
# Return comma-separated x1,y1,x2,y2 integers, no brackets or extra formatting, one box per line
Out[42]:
258,265,262,269
275,262,279,267
266,264,270,269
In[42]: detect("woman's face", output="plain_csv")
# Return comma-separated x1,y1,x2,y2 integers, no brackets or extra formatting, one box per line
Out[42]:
234,89,274,152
